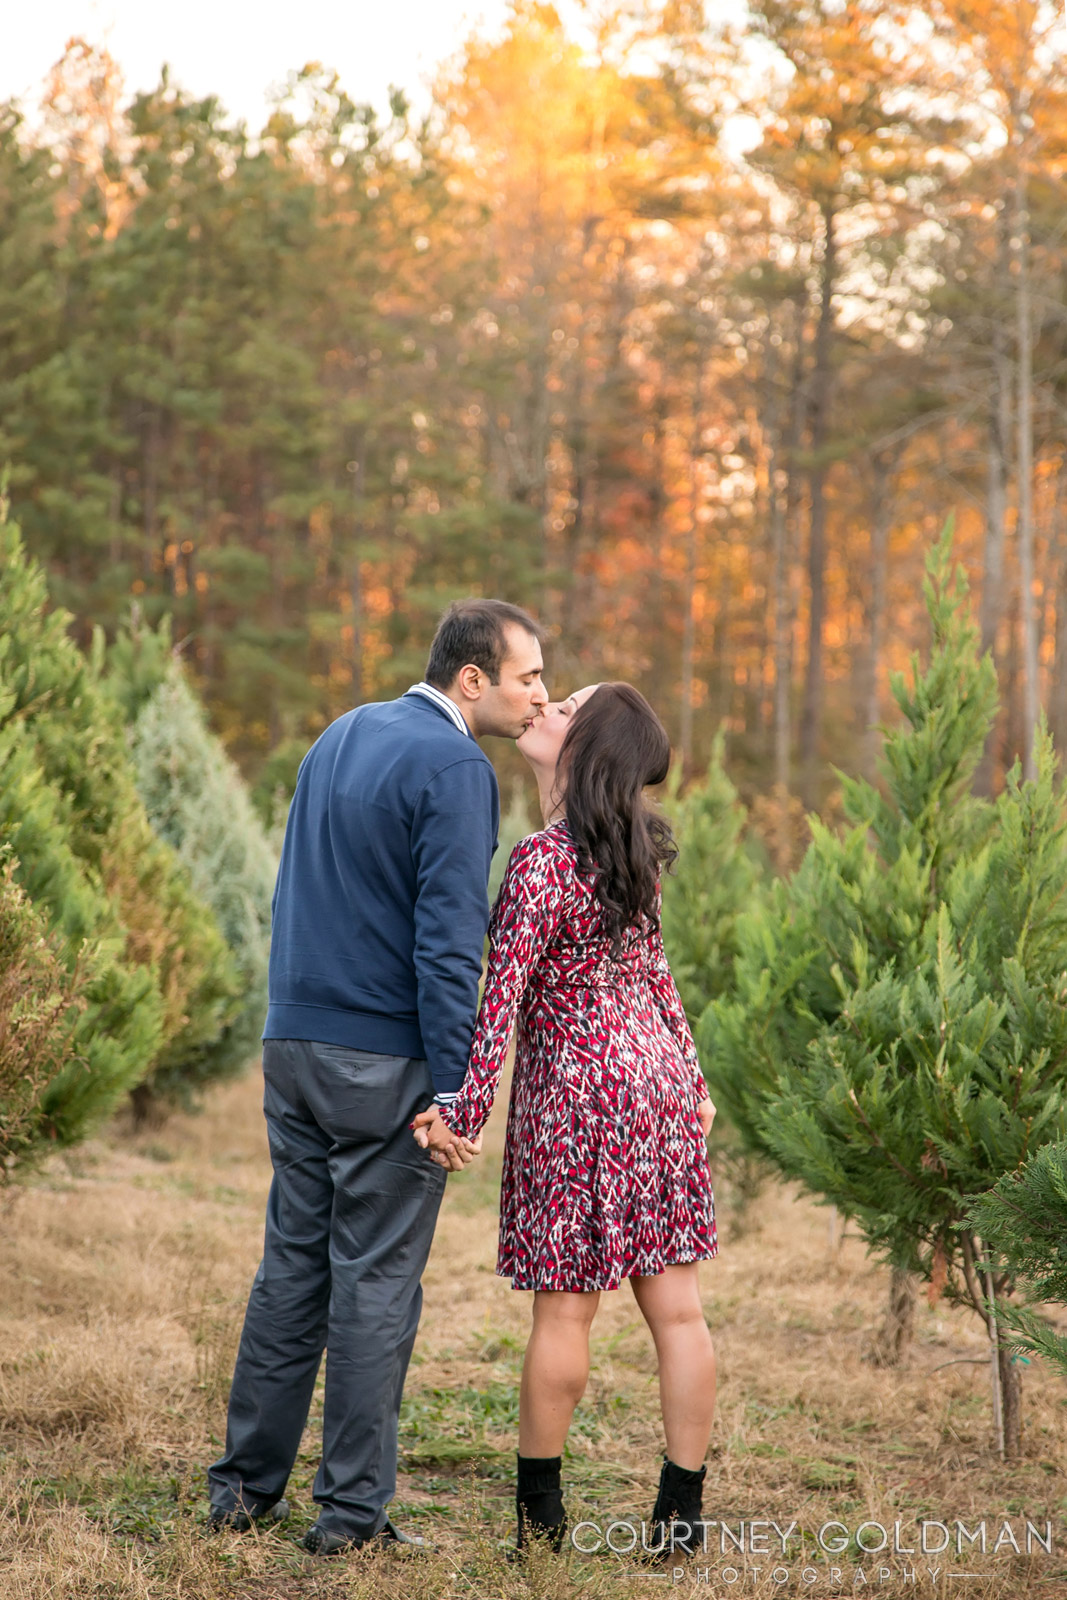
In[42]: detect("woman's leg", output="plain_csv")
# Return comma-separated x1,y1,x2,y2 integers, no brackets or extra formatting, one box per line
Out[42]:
630,1263,716,1469
518,1289,601,1456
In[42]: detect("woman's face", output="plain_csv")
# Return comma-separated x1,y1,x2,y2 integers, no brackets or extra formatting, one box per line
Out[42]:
516,684,600,771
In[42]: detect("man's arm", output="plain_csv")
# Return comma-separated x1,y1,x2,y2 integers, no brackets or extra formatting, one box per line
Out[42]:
410,755,500,1103
414,830,568,1168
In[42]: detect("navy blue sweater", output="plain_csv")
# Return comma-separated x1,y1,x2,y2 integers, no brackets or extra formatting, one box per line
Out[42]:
263,692,500,1098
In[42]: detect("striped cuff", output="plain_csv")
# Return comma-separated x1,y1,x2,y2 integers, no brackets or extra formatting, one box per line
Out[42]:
433,1091,459,1109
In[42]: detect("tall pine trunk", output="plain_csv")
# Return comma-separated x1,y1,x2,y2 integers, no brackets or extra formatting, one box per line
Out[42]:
800,200,836,803
974,212,1014,799
770,476,791,797
859,454,893,779
1015,149,1038,782
980,223,1013,661
344,430,369,706
678,399,703,773
1048,477,1067,750
679,516,697,772
769,301,805,805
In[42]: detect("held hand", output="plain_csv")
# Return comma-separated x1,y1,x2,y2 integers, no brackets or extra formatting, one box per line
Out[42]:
696,1096,716,1140
411,1107,481,1172
445,1132,483,1170
426,1132,481,1171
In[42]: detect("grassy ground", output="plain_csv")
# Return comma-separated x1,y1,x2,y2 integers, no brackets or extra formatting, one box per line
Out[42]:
1,1069,1064,1599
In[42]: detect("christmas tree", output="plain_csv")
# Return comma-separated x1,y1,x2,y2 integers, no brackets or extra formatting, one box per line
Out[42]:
661,735,772,1226
707,528,1067,1455
661,731,764,1025
966,1140,1067,1381
0,853,84,1176
127,667,276,1107
0,512,238,1142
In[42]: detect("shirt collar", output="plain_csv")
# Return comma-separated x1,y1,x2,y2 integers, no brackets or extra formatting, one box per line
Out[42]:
405,681,472,738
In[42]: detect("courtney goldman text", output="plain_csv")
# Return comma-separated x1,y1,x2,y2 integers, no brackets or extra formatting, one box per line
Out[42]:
568,1517,1054,1558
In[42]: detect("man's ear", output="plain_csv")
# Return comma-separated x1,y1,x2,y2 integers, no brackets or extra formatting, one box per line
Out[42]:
456,664,483,701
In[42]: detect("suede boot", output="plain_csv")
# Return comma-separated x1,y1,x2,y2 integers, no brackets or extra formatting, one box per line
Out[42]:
515,1453,567,1553
648,1455,707,1558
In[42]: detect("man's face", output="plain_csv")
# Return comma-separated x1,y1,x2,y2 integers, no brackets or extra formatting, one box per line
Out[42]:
467,624,548,739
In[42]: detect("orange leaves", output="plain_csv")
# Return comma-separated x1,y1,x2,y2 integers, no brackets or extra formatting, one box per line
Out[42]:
748,0,946,214
436,0,720,254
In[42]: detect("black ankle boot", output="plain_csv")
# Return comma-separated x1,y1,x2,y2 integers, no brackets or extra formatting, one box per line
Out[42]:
515,1453,567,1553
648,1455,707,1558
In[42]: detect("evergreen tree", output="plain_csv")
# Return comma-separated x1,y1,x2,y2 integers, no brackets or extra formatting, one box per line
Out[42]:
0,513,239,1141
661,734,773,1228
707,529,1067,1455
0,853,85,1176
966,1141,1067,1381
3,17,1067,799
0,715,163,1143
661,732,764,1026
127,667,277,1107
97,607,175,722
250,736,306,836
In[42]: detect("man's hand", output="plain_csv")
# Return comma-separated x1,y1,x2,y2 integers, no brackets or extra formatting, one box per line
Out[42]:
696,1096,716,1140
411,1106,482,1172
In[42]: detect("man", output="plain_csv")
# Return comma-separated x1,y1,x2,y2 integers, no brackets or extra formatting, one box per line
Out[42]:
207,599,547,1554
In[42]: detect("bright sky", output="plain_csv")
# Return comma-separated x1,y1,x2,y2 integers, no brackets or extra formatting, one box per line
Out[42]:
4,1,541,127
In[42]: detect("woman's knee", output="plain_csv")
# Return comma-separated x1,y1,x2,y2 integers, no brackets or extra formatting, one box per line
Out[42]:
631,1269,708,1334
531,1289,600,1332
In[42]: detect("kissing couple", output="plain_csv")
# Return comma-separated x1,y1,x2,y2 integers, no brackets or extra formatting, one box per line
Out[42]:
206,599,718,1558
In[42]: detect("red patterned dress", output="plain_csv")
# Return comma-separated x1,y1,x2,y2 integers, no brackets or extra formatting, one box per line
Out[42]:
441,820,717,1292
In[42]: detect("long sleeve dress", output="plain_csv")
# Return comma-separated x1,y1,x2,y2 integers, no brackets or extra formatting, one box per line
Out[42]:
441,819,717,1292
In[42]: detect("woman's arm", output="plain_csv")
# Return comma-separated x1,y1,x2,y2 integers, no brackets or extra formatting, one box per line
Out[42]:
420,831,569,1148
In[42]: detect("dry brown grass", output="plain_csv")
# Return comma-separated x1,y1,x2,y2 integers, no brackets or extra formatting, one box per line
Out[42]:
0,1069,1064,1599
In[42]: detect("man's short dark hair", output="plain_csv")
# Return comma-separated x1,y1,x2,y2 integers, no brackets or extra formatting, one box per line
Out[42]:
425,599,544,689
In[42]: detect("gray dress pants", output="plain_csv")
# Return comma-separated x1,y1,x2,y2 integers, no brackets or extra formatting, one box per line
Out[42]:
208,1039,446,1539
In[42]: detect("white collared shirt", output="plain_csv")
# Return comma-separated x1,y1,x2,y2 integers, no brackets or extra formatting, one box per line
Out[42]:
406,681,472,738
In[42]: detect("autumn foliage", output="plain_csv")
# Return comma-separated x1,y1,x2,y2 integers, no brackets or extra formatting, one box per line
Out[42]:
1,3,1063,804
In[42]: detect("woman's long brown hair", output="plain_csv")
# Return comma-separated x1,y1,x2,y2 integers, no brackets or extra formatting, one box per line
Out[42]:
558,682,677,956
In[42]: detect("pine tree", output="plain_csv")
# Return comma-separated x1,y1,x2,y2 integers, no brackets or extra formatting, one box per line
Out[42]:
0,535,160,1142
661,735,773,1228
0,853,85,1177
127,667,277,1108
0,512,239,1141
707,528,1067,1455
97,607,175,722
966,1140,1067,1380
661,732,764,1026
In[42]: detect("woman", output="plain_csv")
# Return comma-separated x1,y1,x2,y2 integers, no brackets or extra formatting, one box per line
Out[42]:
413,683,717,1555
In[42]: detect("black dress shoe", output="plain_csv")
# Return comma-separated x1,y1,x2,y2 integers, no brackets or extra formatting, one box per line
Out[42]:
207,1497,289,1533
380,1518,426,1547
302,1517,427,1556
